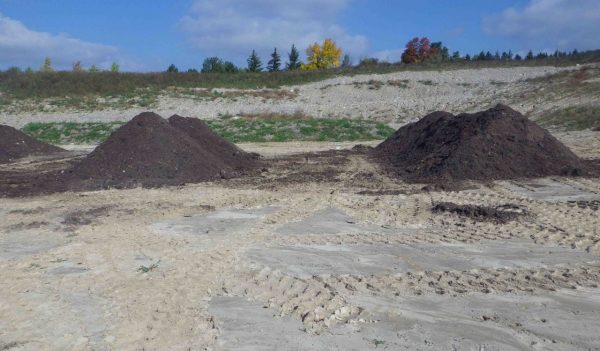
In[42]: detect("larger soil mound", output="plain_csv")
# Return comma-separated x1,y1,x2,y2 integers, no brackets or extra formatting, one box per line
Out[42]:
0,125,64,163
68,112,258,188
374,104,585,182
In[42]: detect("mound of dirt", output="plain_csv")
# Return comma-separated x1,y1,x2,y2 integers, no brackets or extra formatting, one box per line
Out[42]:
432,202,527,223
0,125,64,163
168,114,258,168
593,124,600,132
373,104,586,182
67,112,259,188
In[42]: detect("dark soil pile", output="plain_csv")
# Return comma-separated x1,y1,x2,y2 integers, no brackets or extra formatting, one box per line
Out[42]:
374,104,586,182
432,202,527,223
168,114,258,168
0,125,64,163
66,112,259,188
593,124,600,132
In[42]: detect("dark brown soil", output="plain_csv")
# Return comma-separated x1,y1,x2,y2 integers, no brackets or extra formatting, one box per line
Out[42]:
373,104,587,182
432,202,527,223
0,112,260,197
0,125,64,163
593,124,600,132
65,112,260,188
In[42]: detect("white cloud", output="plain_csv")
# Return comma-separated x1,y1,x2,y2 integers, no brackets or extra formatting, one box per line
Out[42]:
179,0,368,64
484,0,600,50
0,13,119,70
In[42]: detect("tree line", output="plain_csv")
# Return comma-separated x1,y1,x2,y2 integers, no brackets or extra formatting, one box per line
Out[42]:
2,37,590,74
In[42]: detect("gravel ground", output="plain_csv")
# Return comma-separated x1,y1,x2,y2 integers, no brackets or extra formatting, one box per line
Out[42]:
0,65,577,128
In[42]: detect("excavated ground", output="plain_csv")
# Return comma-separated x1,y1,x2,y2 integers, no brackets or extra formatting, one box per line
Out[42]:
1,133,600,350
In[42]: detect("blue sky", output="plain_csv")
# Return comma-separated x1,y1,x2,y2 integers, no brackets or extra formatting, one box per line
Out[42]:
1,0,599,71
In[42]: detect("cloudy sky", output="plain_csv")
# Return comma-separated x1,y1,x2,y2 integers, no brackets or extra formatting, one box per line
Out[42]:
1,0,599,71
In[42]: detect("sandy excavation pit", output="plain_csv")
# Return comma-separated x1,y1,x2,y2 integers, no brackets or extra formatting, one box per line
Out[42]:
2,105,600,350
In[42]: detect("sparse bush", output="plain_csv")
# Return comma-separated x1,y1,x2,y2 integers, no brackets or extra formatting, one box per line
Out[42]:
72,61,83,72
110,62,119,72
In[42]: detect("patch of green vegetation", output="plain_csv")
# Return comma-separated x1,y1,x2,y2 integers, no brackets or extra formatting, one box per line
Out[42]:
207,115,394,143
536,105,600,131
137,260,160,273
21,116,395,144
22,122,124,144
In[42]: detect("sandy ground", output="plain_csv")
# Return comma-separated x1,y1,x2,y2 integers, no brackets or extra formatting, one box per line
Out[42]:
1,134,600,350
3,65,597,129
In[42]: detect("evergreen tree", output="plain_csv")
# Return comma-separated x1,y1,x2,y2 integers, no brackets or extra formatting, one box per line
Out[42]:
167,64,179,73
247,49,262,72
267,48,281,72
494,50,501,60
286,44,301,70
341,54,351,67
508,50,513,60
514,54,523,61
485,51,493,60
526,50,534,60
451,51,461,60
465,54,471,61
41,57,53,72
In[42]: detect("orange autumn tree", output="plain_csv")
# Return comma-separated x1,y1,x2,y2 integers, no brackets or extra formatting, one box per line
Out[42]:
401,37,435,63
302,38,342,70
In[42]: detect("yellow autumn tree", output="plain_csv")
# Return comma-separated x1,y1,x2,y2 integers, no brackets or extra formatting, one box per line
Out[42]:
302,38,342,70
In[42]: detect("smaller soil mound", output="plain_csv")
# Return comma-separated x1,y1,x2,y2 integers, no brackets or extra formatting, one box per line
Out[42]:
593,124,600,132
432,202,527,223
67,112,258,188
374,104,586,182
0,125,64,163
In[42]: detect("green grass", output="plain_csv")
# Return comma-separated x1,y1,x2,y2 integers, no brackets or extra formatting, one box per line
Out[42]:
21,117,395,144
22,122,125,144
536,105,600,131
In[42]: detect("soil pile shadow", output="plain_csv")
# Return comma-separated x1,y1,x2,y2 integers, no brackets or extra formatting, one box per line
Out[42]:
373,104,587,183
66,112,259,188
0,125,64,163
432,202,527,223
